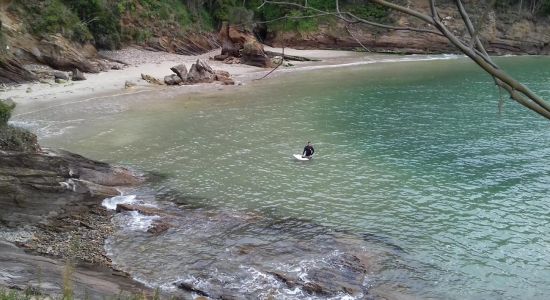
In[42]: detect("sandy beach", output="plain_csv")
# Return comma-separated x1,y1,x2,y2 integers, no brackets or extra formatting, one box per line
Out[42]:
2,46,368,115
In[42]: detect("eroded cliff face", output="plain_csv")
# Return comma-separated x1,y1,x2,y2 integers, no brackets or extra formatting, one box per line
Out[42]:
0,1,219,83
265,1,550,55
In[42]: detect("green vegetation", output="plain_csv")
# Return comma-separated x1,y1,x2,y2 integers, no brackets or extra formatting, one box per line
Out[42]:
345,2,390,23
495,0,550,15
249,0,389,33
0,101,41,152
11,0,94,43
0,21,6,55
0,289,30,300
0,101,15,126
5,0,393,48
62,0,121,49
7,0,199,49
5,0,550,51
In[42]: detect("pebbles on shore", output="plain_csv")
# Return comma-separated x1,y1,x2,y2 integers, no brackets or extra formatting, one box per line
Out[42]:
21,207,115,267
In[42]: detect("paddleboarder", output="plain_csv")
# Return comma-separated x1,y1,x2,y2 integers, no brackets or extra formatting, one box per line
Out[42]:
302,141,314,159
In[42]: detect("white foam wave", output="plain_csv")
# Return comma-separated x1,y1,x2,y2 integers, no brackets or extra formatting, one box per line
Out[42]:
102,194,137,210
125,211,160,231
284,54,464,73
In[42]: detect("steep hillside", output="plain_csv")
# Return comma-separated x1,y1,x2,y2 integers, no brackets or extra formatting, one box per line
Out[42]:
1,0,550,83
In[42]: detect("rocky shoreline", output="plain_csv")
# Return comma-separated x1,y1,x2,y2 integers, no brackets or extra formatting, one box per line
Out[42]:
0,144,149,297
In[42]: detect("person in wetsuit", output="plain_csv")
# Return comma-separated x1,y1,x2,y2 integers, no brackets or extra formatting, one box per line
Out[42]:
302,141,315,159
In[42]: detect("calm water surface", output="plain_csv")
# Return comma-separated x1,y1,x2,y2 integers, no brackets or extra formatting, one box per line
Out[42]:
16,56,550,299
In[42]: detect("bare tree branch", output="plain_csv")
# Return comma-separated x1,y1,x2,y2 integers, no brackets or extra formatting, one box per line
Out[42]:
344,11,444,36
261,1,444,35
455,0,491,59
345,24,371,52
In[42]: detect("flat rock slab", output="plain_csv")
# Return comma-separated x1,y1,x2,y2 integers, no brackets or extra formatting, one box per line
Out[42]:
0,242,149,299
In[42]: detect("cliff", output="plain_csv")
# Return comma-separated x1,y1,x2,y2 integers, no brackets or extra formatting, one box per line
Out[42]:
264,0,550,55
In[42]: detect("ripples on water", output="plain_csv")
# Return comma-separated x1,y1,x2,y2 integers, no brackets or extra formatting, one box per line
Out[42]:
25,57,550,299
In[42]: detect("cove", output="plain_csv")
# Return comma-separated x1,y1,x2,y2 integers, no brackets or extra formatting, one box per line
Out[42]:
15,56,550,299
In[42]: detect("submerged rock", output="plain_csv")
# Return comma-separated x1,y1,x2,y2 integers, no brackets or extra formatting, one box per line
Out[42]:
115,204,166,216
147,219,172,235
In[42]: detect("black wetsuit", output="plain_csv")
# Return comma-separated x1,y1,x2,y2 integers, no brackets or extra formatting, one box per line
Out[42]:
303,145,315,157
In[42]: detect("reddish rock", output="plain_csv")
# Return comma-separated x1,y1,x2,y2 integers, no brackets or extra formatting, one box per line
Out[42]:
218,22,272,68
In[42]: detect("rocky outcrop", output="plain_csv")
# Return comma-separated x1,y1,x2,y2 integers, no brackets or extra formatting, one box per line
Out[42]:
0,57,37,84
170,64,187,80
187,59,215,83
0,148,143,227
145,33,219,55
266,253,369,297
163,60,235,86
72,68,86,81
30,36,100,73
0,241,151,299
0,125,40,152
265,4,550,55
164,74,183,85
217,23,272,68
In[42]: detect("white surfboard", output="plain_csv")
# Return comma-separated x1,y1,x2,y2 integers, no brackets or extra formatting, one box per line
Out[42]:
293,154,312,161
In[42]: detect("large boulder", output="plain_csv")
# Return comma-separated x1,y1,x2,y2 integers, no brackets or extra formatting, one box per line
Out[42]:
214,70,235,85
164,74,182,85
186,59,215,83
33,35,100,73
0,58,37,84
72,68,86,81
0,126,41,152
218,22,272,68
241,40,272,68
170,64,188,81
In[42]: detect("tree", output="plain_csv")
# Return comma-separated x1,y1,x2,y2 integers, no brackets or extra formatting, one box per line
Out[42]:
259,0,550,120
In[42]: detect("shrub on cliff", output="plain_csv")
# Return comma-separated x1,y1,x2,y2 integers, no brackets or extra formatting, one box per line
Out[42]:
9,0,94,43
0,100,15,126
0,101,40,152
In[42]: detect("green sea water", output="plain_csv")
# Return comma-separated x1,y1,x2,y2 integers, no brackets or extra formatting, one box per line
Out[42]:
19,56,550,299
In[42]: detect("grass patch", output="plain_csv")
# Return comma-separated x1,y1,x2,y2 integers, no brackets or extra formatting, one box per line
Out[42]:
344,2,390,23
